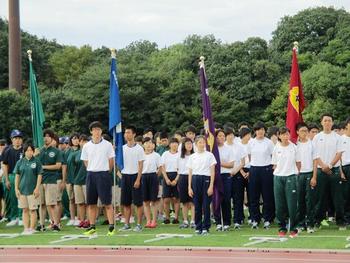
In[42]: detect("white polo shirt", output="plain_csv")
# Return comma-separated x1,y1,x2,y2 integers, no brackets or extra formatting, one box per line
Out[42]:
272,143,299,176
178,154,190,175
341,134,350,166
142,151,161,174
160,151,179,172
218,144,235,173
296,140,313,173
239,142,251,169
187,150,217,176
247,137,274,167
312,131,344,168
121,143,145,174
81,139,115,172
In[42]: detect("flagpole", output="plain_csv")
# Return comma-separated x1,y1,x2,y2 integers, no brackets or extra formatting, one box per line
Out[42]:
28,49,43,229
110,48,117,229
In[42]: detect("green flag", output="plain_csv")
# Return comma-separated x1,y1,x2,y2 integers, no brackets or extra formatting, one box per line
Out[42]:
28,51,45,148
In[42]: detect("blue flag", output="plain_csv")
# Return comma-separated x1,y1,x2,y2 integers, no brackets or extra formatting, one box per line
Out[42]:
109,54,124,170
199,57,223,219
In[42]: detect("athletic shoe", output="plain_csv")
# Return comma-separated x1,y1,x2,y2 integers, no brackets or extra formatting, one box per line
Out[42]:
145,222,152,228
190,222,196,228
233,223,241,230
82,221,90,229
73,219,81,226
172,218,179,224
307,227,315,233
84,227,97,235
150,221,157,228
247,219,252,225
195,230,201,235
21,229,33,235
321,219,329,227
163,219,170,224
179,222,189,229
61,215,69,221
52,225,61,232
328,217,335,222
339,226,347,231
223,225,230,231
201,230,209,236
66,219,75,226
216,224,222,231
289,230,298,238
278,230,287,237
36,225,46,232
263,221,270,229
18,220,23,226
251,222,258,229
133,224,143,232
119,224,131,231
107,229,116,236
0,217,8,223
76,221,85,228
6,219,18,227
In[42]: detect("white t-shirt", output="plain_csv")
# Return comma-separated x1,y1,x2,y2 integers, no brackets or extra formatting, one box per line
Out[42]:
247,137,274,166
296,140,313,173
187,151,217,176
312,131,344,168
178,154,190,175
160,151,179,172
218,144,235,173
142,151,161,174
121,144,145,174
341,134,350,166
81,139,115,172
225,142,247,172
272,143,299,176
239,142,251,169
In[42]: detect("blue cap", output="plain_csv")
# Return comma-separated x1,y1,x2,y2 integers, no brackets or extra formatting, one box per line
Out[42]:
10,129,23,138
59,137,65,144
64,136,70,144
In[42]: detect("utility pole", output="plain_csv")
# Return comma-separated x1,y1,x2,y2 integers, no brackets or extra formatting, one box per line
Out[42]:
8,0,22,92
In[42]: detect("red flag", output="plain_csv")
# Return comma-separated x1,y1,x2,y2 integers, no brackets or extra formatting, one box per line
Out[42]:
286,47,306,143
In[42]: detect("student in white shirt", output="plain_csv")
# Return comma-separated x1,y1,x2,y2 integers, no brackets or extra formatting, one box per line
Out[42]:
160,138,180,224
341,117,350,224
295,122,317,233
119,125,145,232
215,129,235,231
178,137,195,229
141,137,161,229
312,113,346,229
247,121,275,229
272,127,301,238
188,136,217,235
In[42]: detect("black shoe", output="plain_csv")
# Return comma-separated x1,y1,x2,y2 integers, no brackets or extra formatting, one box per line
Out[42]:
36,225,46,232
163,219,170,224
52,225,61,232
172,219,179,224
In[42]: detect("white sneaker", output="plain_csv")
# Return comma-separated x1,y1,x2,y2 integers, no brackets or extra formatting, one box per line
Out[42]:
0,217,8,223
251,221,258,229
247,219,252,225
21,229,33,235
223,225,230,231
216,224,222,231
18,220,23,226
130,217,135,224
6,219,18,227
233,223,241,230
307,227,315,233
66,219,75,226
263,221,270,229
73,219,81,226
61,215,68,221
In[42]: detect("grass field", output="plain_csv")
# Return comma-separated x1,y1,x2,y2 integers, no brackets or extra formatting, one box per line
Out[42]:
1,219,350,250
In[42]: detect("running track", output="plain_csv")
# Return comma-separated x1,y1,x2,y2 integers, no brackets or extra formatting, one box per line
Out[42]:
1,247,350,263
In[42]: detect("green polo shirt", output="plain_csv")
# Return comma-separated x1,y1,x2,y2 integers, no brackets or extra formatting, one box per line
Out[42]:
73,149,87,185
13,157,43,195
66,148,79,184
39,146,63,184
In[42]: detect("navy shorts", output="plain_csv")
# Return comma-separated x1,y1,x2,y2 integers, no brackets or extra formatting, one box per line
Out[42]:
178,174,192,203
162,172,179,198
121,174,143,207
86,171,112,205
142,173,159,202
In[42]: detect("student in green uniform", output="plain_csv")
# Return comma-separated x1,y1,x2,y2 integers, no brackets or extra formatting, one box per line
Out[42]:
14,144,43,234
58,137,70,220
272,127,301,238
38,129,63,232
74,135,89,228
2,130,24,226
65,133,80,226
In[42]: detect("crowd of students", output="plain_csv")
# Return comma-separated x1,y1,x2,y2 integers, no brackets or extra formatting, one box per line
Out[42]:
0,113,349,238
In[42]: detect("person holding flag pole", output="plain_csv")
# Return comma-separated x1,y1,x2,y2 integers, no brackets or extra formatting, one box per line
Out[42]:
108,48,124,231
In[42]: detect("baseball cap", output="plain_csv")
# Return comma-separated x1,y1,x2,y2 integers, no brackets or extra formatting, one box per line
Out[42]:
10,129,23,138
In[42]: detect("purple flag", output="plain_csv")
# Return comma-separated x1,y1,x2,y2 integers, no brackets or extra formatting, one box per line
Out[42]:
199,58,223,218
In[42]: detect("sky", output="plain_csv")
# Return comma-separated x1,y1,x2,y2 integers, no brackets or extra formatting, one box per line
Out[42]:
0,0,349,49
